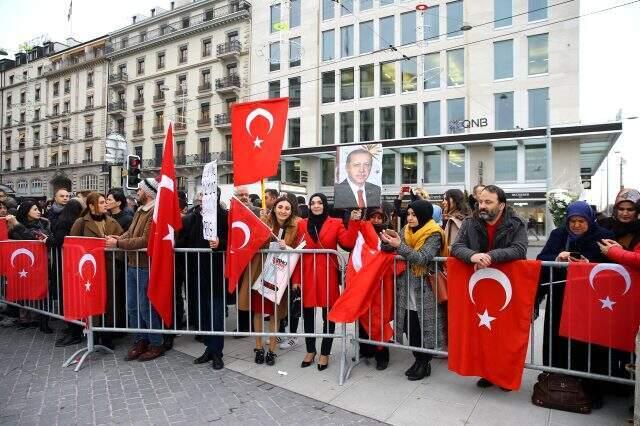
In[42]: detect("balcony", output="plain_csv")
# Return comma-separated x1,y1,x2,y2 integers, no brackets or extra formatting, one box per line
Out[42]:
214,113,231,128
46,50,105,76
175,122,187,131
18,142,25,149
107,101,126,116
175,89,187,98
142,158,162,168
215,75,240,94
133,128,143,137
82,159,93,164
198,82,212,93
59,161,69,166
84,104,94,111
152,125,164,134
197,117,211,127
33,141,40,147
216,40,241,59
133,98,144,107
84,132,94,139
108,72,128,87
153,94,165,104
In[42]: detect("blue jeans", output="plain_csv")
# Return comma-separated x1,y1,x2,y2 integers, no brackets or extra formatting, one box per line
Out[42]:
126,267,162,346
203,296,225,356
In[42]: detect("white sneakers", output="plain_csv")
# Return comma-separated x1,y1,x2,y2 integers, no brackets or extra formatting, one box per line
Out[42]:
279,337,299,350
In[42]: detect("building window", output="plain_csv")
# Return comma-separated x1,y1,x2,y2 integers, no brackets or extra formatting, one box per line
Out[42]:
80,175,98,190
269,81,281,98
289,37,301,67
321,158,336,186
447,98,465,134
157,52,165,69
494,40,513,80
322,30,335,61
382,153,395,185
200,102,210,120
182,16,190,29
135,115,143,133
290,0,301,27
35,87,40,101
359,109,374,142
322,71,335,103
447,149,465,183
63,101,70,114
447,0,464,38
401,56,417,92
321,114,335,145
380,15,395,48
528,33,549,75
269,42,280,71
200,137,210,156
401,153,418,184
64,79,71,94
380,106,395,140
85,147,93,163
447,48,464,86
360,0,373,10
340,111,354,143
424,52,440,89
87,72,94,88
528,88,549,127
53,82,59,96
340,25,354,58
341,0,353,15
137,58,145,75
86,95,94,108
31,179,43,193
495,92,514,130
381,0,394,5
285,160,301,184
495,145,518,181
202,38,212,57
288,118,301,148
340,68,354,101
270,3,281,32
525,144,547,180
359,64,374,98
401,11,416,45
288,77,301,107
424,150,441,183
495,0,512,28
528,0,548,21
140,31,147,42
359,21,374,54
401,104,417,138
178,45,188,64
380,62,396,95
424,5,439,40
322,0,334,20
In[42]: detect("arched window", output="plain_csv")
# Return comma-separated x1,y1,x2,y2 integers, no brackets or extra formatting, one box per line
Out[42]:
31,179,44,194
16,180,28,194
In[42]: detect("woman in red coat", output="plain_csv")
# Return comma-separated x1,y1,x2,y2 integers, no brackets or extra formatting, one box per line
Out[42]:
296,193,360,370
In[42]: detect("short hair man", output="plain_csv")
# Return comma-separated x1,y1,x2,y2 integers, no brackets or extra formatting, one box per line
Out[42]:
234,186,260,216
106,178,165,362
264,188,279,211
334,149,381,209
450,184,528,389
47,188,70,226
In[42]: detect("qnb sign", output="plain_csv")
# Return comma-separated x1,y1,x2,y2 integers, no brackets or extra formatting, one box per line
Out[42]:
448,118,489,131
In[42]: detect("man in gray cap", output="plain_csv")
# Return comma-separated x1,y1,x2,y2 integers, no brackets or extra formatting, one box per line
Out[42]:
106,178,165,361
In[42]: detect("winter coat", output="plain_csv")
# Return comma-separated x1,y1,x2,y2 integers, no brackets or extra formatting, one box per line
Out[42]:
111,209,134,232
9,218,54,247
116,202,154,268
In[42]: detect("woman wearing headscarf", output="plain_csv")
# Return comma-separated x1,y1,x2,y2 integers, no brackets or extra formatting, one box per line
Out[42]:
597,188,640,268
380,200,445,381
295,193,360,371
442,189,471,253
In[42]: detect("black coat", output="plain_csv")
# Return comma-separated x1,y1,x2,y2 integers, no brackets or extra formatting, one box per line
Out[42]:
9,218,54,247
111,210,134,232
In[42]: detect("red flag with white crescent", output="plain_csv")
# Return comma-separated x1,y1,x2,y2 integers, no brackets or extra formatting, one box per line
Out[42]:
0,240,48,302
0,218,8,241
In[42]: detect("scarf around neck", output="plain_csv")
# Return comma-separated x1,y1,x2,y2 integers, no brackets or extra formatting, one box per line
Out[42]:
404,219,444,276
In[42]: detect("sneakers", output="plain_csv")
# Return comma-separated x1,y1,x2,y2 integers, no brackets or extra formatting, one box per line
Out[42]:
275,336,284,344
279,337,299,350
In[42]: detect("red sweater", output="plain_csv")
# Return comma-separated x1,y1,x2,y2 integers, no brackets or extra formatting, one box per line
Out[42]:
607,243,640,269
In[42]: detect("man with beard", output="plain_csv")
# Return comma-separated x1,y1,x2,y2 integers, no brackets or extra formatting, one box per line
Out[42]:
450,184,528,389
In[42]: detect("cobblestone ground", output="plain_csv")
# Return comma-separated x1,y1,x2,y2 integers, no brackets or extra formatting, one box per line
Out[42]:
0,321,381,425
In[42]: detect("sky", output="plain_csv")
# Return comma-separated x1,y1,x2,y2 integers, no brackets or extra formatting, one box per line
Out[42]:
0,0,638,210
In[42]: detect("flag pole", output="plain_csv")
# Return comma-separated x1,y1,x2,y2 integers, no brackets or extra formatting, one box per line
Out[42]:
261,178,266,210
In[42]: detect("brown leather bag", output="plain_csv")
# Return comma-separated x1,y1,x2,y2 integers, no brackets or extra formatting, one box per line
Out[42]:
531,373,592,414
427,269,448,304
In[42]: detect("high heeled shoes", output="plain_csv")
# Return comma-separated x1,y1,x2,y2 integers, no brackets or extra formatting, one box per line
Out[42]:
301,352,316,368
317,355,329,371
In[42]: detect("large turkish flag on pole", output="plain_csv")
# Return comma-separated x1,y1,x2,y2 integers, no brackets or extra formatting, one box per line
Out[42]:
147,121,183,327
62,237,107,320
231,98,289,185
224,197,272,293
447,258,541,390
0,240,48,302
560,262,640,352
0,218,7,241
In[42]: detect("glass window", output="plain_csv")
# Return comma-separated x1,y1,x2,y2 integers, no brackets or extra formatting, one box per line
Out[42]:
321,114,335,145
528,33,548,75
495,146,517,181
269,81,280,98
424,5,439,40
290,0,301,27
447,1,464,38
289,77,301,107
289,37,301,67
288,118,301,147
382,153,395,185
402,104,417,138
424,52,440,89
380,62,396,95
380,106,395,140
447,48,464,86
321,158,336,186
401,11,416,45
341,0,353,15
341,25,354,58
401,56,417,92
340,68,354,101
402,153,418,184
359,109,374,141
447,149,465,183
340,111,354,143
269,42,280,71
380,16,395,49
360,0,373,11
322,0,334,20
424,101,441,136
495,0,512,28
447,98,465,134
322,71,335,103
359,21,374,54
528,0,548,21
381,0,394,5
322,30,335,61
494,40,513,80
270,4,281,33
528,88,548,127
285,160,301,183
423,150,441,183
360,64,374,98
495,92,514,130
525,144,547,180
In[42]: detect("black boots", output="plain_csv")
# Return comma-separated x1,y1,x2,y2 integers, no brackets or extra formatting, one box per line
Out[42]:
407,359,431,381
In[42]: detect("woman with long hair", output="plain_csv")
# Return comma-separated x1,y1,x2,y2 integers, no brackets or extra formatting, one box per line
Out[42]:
442,189,471,253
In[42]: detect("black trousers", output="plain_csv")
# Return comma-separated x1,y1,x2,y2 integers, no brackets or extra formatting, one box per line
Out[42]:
358,326,389,361
404,310,431,363
303,307,335,356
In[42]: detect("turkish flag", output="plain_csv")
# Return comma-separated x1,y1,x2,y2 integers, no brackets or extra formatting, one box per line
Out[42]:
62,237,106,320
0,218,7,241
0,240,48,302
329,223,395,342
560,262,640,352
224,197,272,293
147,121,183,327
447,258,541,390
231,98,289,185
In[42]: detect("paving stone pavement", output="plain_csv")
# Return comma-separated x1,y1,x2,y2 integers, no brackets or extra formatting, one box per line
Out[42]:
0,321,383,425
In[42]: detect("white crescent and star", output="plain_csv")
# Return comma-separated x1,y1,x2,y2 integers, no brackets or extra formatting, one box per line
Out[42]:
468,267,513,330
78,253,97,292
245,108,274,149
153,174,175,223
231,221,251,250
11,248,35,279
351,233,365,272
588,263,632,310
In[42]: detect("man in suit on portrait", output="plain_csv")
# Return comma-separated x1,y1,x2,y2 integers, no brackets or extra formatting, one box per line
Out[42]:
334,148,381,209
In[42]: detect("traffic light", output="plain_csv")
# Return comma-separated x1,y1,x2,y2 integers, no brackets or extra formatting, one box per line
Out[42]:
126,155,141,189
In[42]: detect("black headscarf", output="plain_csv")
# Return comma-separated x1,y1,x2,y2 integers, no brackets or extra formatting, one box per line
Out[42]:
16,199,38,225
307,193,329,242
407,200,433,230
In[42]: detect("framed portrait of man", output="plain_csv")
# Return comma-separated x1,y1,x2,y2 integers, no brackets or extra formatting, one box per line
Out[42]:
334,144,382,209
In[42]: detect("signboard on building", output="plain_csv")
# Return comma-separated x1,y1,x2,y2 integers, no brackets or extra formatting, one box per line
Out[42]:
104,133,127,164
448,117,489,132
